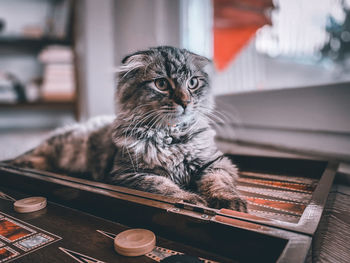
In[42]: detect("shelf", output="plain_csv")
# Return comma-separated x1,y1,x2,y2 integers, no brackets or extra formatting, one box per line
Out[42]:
0,101,75,111
0,36,71,50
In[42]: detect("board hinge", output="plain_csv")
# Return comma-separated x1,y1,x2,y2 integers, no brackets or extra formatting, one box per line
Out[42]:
173,202,217,218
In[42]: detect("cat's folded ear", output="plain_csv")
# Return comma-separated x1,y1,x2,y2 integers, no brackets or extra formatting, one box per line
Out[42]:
116,51,149,79
188,52,212,69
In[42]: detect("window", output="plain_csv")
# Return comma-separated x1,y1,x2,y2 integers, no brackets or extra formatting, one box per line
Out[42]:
182,0,350,95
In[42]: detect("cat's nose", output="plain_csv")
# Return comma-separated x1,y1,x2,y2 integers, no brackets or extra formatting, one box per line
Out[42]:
180,100,191,110
175,102,189,115
173,89,191,110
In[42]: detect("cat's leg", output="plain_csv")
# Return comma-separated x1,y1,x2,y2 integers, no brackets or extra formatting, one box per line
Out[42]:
10,117,115,178
10,127,84,172
110,172,207,206
195,156,247,212
10,142,55,171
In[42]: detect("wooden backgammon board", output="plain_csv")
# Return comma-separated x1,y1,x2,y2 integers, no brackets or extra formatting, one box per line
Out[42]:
0,155,338,262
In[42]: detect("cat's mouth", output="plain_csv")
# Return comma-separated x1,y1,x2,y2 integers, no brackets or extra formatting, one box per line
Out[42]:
166,112,195,127
158,104,196,128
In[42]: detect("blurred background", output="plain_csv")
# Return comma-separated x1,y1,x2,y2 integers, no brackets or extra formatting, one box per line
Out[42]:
0,0,349,170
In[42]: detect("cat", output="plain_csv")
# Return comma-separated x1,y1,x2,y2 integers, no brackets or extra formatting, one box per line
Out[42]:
11,46,247,212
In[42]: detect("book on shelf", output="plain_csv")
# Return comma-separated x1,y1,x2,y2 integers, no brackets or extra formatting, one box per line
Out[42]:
47,0,72,39
0,88,17,103
39,45,75,102
0,76,16,103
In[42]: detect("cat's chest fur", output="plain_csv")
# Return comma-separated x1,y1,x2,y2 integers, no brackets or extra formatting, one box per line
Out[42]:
119,125,219,186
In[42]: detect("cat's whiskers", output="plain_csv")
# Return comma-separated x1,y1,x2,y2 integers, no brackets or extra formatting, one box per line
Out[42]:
130,111,161,138
123,104,155,135
198,108,226,124
199,112,221,126
147,110,172,131
124,109,160,136
196,111,219,127
128,109,170,140
205,105,242,127
200,106,241,135
123,112,160,162
155,113,172,131
123,111,160,173
216,101,243,126
210,108,239,125
155,116,166,131
121,107,159,165
197,110,236,138
125,146,137,173
143,106,175,130
187,117,200,134
136,109,169,130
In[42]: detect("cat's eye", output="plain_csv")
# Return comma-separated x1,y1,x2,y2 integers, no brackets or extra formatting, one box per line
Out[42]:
188,77,199,90
154,78,170,91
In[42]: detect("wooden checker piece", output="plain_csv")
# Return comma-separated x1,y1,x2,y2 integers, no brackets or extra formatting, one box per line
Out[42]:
14,197,47,213
114,229,156,257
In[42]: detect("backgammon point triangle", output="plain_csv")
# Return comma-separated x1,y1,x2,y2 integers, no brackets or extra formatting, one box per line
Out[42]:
96,229,117,240
59,247,105,263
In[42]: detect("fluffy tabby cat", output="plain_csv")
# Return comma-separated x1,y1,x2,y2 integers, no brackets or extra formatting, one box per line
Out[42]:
11,46,247,212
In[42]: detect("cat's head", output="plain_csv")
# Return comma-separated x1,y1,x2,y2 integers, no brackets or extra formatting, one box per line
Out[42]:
116,46,213,129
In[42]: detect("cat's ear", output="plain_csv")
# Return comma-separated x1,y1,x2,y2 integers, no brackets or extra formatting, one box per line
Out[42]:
188,52,212,69
117,51,149,79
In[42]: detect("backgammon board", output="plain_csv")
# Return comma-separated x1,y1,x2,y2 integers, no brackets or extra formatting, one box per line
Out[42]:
0,193,231,263
0,155,337,262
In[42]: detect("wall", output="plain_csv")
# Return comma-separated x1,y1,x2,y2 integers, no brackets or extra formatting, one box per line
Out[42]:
76,0,181,119
113,0,180,69
76,0,116,120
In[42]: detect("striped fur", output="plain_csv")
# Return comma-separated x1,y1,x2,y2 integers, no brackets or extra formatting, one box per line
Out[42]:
11,46,247,212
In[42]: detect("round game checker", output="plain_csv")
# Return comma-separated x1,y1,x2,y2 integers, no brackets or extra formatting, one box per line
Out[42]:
114,229,156,257
14,197,47,213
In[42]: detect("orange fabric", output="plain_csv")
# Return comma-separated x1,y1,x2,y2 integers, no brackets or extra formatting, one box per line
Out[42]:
213,0,273,70
214,26,259,70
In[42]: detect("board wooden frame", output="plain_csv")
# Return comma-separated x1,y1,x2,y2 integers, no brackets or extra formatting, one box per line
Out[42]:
0,154,337,262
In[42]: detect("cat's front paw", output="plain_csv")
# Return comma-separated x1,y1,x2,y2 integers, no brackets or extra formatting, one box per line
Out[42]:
182,193,208,207
9,158,34,168
207,192,247,212
10,156,48,170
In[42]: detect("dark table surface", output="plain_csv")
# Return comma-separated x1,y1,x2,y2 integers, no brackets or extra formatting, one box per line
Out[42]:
0,190,227,263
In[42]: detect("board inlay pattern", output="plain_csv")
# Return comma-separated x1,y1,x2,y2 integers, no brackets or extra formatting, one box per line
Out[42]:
237,170,318,222
0,212,61,262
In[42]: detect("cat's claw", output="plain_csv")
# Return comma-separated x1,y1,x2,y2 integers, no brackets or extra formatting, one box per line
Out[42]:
207,192,248,212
